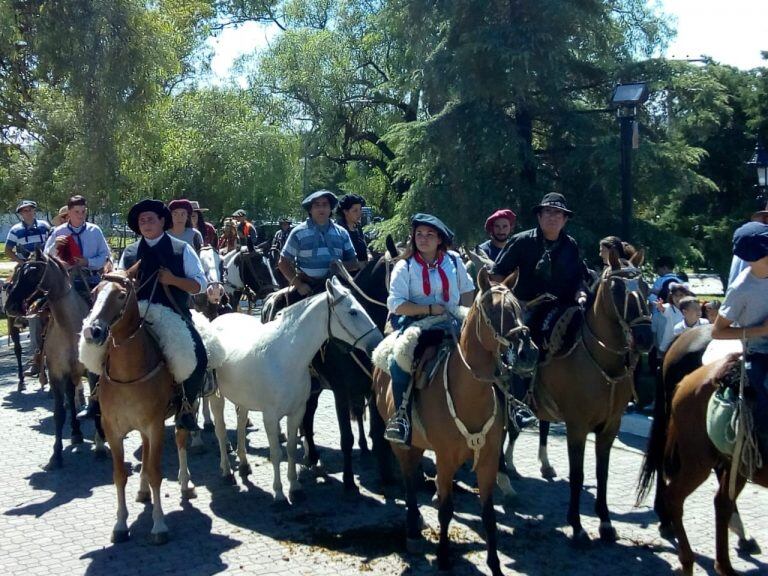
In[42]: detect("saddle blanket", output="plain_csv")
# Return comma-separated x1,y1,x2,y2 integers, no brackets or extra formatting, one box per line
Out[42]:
372,314,450,375
79,301,226,383
702,338,743,366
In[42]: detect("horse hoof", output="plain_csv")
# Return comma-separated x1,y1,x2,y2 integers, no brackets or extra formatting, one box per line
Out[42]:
222,473,237,485
181,487,197,500
94,448,109,460
43,455,63,471
111,529,130,543
17,382,25,392
136,490,151,503
203,422,215,433
406,537,425,554
71,432,84,445
289,489,306,504
238,463,252,478
659,523,675,541
571,530,590,548
271,498,290,511
737,537,761,555
150,531,169,546
540,464,557,480
599,524,617,543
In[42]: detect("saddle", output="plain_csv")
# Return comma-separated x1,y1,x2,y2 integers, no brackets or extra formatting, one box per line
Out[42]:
529,304,583,364
412,330,453,391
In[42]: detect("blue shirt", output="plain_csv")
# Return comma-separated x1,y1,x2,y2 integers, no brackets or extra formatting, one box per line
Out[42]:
44,222,111,272
6,219,51,259
281,218,356,278
720,267,768,354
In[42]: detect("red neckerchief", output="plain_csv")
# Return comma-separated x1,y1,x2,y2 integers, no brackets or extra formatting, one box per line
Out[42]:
413,250,450,302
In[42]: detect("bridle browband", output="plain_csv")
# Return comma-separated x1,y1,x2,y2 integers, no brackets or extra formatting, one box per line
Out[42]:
325,289,378,351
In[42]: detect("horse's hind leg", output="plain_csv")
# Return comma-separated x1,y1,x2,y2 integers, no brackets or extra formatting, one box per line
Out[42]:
236,407,251,478
595,427,619,542
176,428,196,500
136,434,151,503
145,422,168,544
714,472,747,576
210,393,234,482
396,447,425,551
66,375,84,445
301,391,321,470
477,450,504,576
503,421,521,479
11,323,24,391
665,460,710,575
286,408,306,502
369,401,396,486
202,396,214,431
565,427,588,543
333,390,358,493
730,504,761,554
355,405,369,454
263,416,286,502
435,456,459,572
45,380,65,470
539,421,556,479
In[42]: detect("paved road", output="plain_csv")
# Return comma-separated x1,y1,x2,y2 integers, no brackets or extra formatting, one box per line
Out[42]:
0,336,765,576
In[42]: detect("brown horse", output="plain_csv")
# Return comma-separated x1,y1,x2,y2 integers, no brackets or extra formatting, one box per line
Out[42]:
373,269,538,575
506,249,651,543
5,251,103,469
638,354,767,575
82,268,195,544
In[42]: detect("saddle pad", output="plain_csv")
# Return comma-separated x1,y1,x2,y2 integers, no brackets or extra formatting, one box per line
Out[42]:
536,306,582,365
702,338,743,366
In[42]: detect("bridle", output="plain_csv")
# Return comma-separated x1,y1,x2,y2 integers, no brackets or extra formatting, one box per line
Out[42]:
20,258,69,305
237,251,278,299
324,289,378,352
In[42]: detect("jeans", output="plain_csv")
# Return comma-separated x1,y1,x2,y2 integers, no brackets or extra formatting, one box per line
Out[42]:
745,352,768,437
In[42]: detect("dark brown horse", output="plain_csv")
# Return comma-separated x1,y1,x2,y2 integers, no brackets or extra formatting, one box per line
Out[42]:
506,250,652,543
3,267,29,391
373,269,538,575
637,353,767,575
82,268,195,544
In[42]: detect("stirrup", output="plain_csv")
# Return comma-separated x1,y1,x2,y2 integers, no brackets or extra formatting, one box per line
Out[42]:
384,413,411,445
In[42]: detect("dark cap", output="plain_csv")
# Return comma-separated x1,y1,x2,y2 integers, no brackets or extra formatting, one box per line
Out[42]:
15,200,37,213
232,209,247,217
733,221,768,262
533,193,573,216
337,194,366,213
67,195,87,209
301,189,339,211
411,213,454,245
278,217,292,224
127,199,172,235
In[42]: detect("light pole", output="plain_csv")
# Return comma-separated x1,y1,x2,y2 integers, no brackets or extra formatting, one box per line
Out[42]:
610,82,649,241
748,139,768,201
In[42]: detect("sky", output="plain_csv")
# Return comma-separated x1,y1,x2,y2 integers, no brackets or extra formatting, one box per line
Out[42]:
206,1,768,83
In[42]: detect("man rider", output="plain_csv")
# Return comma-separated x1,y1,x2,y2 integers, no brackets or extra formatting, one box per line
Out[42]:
271,217,293,254
477,209,517,262
277,189,359,305
5,200,51,378
232,209,260,248
44,195,111,302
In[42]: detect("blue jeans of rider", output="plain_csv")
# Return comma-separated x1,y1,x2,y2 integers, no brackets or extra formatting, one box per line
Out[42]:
745,352,768,451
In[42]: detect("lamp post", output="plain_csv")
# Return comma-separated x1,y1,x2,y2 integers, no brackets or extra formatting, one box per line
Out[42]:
748,139,768,200
610,82,649,241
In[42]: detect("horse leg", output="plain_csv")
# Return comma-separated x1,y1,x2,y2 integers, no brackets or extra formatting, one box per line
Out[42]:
210,393,234,483
665,460,711,575
202,396,214,431
369,401,396,486
189,399,205,453
45,380,65,470
93,415,108,458
435,456,459,572
136,434,151,503
236,407,251,478
565,427,588,544
176,428,196,500
66,375,84,446
503,422,522,479
595,428,618,542
398,448,426,551
497,424,519,504
263,416,286,502
714,472,747,576
11,324,24,391
355,405,369,454
477,454,503,576
539,421,556,479
730,504,761,554
145,422,169,544
107,432,130,543
301,391,321,470
286,408,306,502
333,389,358,493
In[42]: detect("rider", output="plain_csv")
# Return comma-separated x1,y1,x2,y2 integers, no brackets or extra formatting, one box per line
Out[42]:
167,199,204,253
277,189,359,304
232,209,260,248
384,213,475,445
5,200,52,378
190,201,217,247
335,194,369,262
117,199,209,431
44,195,111,302
712,221,768,460
271,217,293,254
478,209,517,262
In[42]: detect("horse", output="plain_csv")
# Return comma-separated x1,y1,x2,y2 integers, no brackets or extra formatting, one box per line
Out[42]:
5,250,105,469
208,277,383,503
80,268,197,544
372,269,538,575
637,350,768,575
638,324,761,559
221,243,278,313
503,249,652,543
2,267,29,391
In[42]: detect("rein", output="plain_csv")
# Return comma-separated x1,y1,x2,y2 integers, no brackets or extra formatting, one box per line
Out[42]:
325,291,379,351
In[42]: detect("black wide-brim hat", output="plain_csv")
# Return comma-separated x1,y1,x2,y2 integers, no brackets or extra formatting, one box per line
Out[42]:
301,189,339,211
127,199,172,235
733,221,768,262
533,192,573,216
411,213,454,245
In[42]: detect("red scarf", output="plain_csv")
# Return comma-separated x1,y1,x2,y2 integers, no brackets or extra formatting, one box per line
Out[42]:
414,251,450,302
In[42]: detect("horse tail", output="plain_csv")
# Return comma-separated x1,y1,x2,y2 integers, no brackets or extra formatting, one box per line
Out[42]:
636,370,670,505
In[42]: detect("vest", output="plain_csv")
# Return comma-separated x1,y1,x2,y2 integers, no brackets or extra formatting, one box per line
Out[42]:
121,234,191,316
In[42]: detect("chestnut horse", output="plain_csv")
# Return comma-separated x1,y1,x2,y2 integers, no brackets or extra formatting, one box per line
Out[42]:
505,250,652,543
5,251,104,469
82,269,195,544
637,353,767,575
373,269,538,575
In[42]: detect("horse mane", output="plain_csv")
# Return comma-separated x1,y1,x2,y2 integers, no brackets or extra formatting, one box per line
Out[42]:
275,290,325,324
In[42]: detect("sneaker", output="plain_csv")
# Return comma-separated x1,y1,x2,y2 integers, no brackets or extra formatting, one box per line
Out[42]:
175,411,200,432
384,415,410,445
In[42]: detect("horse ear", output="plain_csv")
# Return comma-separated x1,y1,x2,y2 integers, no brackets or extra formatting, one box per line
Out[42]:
503,270,518,291
630,247,645,268
468,249,494,272
125,259,141,280
385,234,398,258
477,267,492,293
326,276,341,297
34,247,43,260
608,248,621,271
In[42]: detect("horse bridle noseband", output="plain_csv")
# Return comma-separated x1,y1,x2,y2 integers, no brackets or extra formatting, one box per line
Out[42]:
325,290,378,351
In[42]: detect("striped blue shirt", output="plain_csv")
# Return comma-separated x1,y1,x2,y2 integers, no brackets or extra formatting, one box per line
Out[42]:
5,219,51,259
281,218,356,278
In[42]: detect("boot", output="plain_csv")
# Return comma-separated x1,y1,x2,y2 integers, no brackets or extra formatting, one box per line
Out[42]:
384,410,411,445
24,351,42,377
175,406,200,432
384,359,412,445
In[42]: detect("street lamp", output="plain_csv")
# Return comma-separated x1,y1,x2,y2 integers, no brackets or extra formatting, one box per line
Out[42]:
610,82,649,241
748,139,768,194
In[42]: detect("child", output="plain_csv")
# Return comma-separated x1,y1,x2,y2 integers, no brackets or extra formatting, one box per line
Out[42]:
673,296,709,336
712,221,768,459
703,300,721,324
656,283,695,359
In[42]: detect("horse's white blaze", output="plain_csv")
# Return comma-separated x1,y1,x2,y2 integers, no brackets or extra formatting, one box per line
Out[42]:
87,282,116,326
210,279,382,500
222,250,242,293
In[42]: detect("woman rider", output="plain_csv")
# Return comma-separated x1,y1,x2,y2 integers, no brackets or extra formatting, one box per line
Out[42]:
167,199,204,253
384,213,475,445
335,194,369,262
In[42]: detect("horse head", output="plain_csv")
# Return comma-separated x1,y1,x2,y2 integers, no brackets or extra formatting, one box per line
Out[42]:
5,250,70,315
236,248,279,299
82,265,140,346
603,248,653,352
475,268,539,375
325,276,383,356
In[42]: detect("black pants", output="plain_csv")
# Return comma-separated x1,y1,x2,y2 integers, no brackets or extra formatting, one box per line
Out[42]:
180,317,208,403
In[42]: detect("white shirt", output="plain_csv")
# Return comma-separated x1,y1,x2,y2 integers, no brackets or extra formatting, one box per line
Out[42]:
387,251,474,317
117,233,207,294
658,303,684,352
672,317,709,337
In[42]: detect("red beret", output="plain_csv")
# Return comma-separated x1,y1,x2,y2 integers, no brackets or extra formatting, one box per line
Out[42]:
484,209,517,233
168,199,194,214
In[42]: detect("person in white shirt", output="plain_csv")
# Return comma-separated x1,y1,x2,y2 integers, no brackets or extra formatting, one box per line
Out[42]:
655,283,695,358
672,296,709,337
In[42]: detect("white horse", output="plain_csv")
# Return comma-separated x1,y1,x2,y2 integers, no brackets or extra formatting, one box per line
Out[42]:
209,277,383,502
221,247,278,308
